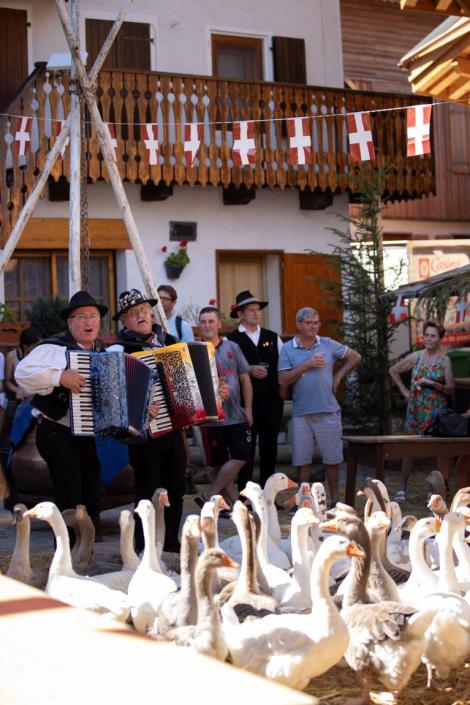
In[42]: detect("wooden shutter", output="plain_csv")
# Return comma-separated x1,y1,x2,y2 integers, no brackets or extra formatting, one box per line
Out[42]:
449,103,470,175
86,19,151,71
272,37,306,84
282,253,342,337
0,8,28,112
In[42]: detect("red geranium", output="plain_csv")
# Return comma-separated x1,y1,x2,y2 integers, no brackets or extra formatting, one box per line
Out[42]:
161,246,168,253
209,298,216,305
180,240,188,248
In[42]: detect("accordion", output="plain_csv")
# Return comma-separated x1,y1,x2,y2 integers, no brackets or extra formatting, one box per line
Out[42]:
67,350,153,442
133,341,224,437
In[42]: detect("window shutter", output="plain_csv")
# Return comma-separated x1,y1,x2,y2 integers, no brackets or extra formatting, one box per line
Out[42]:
86,19,151,71
272,36,306,84
0,8,28,112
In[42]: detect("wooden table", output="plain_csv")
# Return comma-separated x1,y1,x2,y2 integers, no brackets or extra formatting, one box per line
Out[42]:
343,435,470,506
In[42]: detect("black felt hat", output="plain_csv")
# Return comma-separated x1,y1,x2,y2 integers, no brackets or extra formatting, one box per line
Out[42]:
230,290,268,318
112,289,158,321
61,290,108,321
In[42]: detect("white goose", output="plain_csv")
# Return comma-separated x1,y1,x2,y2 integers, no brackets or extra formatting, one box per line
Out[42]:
23,502,130,621
387,501,411,569
62,505,95,573
397,517,439,605
154,514,201,636
221,535,359,690
221,478,292,569
280,507,319,611
162,548,236,660
119,510,140,570
240,482,292,601
127,500,177,633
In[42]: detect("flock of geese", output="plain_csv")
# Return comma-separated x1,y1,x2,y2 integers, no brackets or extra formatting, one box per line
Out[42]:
3,470,470,702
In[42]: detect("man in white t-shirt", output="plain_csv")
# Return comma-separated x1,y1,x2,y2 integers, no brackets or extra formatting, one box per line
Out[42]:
157,284,194,342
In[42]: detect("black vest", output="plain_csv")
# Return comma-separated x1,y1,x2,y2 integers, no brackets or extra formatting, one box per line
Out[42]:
227,328,281,401
31,330,106,420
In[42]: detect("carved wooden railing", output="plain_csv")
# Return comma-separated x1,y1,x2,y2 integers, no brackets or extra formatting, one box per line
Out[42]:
0,65,435,243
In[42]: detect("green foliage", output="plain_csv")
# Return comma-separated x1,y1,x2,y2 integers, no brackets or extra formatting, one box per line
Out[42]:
0,303,19,322
310,167,403,433
164,243,190,267
27,296,68,338
413,273,470,322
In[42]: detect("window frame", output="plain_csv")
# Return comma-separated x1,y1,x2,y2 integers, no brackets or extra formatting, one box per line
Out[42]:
211,33,264,81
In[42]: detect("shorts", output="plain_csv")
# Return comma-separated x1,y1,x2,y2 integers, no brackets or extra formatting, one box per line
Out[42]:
291,411,343,466
201,423,251,467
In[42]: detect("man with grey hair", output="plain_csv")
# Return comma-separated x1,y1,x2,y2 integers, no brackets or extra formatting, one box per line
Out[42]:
278,306,361,507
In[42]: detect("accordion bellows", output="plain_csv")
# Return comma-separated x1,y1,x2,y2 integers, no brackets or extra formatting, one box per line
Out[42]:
133,341,224,436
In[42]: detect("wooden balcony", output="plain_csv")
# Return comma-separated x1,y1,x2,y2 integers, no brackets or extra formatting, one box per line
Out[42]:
0,65,435,243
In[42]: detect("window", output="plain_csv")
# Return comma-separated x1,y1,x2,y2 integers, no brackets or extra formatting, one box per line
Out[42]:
5,252,116,331
212,34,263,81
85,19,151,71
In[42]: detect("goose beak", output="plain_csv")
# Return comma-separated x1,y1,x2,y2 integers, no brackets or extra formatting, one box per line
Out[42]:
222,554,239,569
319,518,338,532
301,498,313,508
12,508,24,525
23,508,36,520
218,498,230,511
356,490,365,497
435,517,442,533
75,505,86,520
161,494,170,508
287,478,297,488
283,495,297,508
239,489,247,498
347,542,366,559
460,507,470,525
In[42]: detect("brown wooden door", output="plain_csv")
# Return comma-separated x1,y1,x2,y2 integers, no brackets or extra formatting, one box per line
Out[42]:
282,253,342,337
86,19,151,71
0,8,28,112
217,253,267,323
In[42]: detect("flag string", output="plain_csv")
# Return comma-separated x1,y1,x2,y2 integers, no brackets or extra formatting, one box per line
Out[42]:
1,96,469,128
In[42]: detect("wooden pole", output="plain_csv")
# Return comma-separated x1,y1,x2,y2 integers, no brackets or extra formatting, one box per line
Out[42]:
54,0,169,331
0,1,134,276
68,0,81,295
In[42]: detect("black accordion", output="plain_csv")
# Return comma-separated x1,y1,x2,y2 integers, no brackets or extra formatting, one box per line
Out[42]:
67,350,153,442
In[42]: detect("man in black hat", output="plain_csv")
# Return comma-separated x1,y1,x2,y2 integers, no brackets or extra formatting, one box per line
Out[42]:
107,288,185,553
227,290,284,489
14,291,108,538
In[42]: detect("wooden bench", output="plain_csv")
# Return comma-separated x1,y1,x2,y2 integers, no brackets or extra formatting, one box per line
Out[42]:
343,435,470,506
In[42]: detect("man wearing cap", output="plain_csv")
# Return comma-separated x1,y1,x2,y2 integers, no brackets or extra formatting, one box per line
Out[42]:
108,289,185,553
14,291,108,536
227,290,284,489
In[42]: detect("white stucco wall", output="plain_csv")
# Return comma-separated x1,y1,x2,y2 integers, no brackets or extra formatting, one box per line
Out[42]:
33,182,349,322
1,0,343,87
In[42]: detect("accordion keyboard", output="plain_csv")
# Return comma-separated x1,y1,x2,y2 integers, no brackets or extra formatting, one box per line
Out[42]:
68,350,94,436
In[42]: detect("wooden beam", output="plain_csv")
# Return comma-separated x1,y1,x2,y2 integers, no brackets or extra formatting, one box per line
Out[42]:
456,57,470,75
437,0,457,10
448,76,470,97
16,218,131,250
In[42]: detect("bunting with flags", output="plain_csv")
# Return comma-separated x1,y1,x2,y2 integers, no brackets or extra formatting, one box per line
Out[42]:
103,122,118,161
407,105,432,157
56,120,70,160
455,293,469,324
287,117,311,165
141,123,159,165
14,117,31,156
184,123,203,167
389,295,408,325
346,112,375,162
232,120,256,166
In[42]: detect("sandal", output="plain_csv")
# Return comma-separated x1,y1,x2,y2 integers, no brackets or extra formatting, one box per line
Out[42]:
394,490,406,504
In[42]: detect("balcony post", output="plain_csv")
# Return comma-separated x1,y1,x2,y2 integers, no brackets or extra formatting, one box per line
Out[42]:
68,0,81,296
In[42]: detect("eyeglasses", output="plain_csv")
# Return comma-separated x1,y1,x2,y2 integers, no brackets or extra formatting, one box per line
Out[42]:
126,305,152,318
70,313,100,323
158,296,173,302
300,320,321,326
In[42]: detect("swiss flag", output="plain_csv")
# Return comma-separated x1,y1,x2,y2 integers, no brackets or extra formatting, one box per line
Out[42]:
232,121,256,166
389,295,408,325
287,117,311,165
141,123,159,165
407,105,432,157
184,123,203,167
346,112,375,162
455,294,469,324
103,122,118,162
14,117,32,156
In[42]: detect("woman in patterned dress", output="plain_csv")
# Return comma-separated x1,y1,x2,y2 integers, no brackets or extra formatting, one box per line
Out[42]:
389,320,455,503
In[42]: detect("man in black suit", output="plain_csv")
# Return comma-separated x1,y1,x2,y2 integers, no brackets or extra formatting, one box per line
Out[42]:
227,290,284,489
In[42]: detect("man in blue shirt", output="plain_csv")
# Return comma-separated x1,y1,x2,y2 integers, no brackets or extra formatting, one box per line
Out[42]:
157,284,194,342
278,306,361,507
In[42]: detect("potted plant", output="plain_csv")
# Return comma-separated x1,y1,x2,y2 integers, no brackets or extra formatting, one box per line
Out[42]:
162,241,190,279
0,303,28,346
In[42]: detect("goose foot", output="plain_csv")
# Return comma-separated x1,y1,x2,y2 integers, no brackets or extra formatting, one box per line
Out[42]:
343,676,372,705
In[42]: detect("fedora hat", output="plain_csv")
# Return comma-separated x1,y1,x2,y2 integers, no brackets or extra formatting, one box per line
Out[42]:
230,290,268,318
61,290,108,321
112,288,158,320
